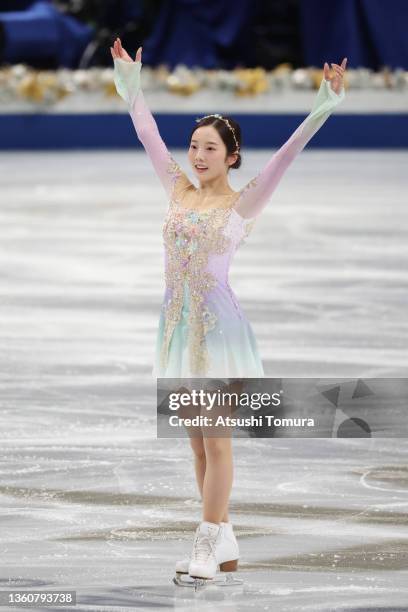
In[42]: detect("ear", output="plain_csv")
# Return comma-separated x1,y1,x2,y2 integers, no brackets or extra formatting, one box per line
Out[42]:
226,152,238,167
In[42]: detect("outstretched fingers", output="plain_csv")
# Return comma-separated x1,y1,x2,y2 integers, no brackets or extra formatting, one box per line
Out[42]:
111,38,142,63
331,65,344,79
331,57,347,75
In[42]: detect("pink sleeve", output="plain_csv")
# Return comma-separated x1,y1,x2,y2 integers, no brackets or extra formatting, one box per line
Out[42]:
233,78,346,219
113,57,192,200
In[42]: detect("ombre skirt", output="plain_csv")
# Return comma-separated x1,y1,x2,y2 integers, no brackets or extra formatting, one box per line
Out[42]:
152,281,264,389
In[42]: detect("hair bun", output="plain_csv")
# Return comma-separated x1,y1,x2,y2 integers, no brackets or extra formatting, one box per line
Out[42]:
231,153,241,170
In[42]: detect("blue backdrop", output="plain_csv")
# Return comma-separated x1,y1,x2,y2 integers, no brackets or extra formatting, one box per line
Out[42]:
0,0,407,70
142,0,257,69
0,113,407,150
142,0,408,70
0,0,93,68
299,0,408,70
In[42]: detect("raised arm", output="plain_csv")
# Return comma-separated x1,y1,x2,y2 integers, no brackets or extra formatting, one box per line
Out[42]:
234,58,347,219
111,39,192,200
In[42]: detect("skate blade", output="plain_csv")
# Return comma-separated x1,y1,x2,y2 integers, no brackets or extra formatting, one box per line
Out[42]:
173,572,243,589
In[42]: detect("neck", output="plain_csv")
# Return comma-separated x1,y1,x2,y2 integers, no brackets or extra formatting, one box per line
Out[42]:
197,174,232,196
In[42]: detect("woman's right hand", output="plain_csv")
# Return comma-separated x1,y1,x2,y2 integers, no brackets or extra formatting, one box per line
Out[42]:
110,37,142,63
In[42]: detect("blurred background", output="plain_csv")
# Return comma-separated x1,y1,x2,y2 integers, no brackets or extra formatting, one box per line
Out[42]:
0,0,407,149
0,0,407,70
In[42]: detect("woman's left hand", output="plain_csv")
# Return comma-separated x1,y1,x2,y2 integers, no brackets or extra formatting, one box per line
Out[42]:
323,57,347,95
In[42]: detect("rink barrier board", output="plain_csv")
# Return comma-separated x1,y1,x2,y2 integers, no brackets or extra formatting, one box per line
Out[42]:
0,113,407,149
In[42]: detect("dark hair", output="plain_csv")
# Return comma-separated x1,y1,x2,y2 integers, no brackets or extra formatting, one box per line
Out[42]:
190,115,242,170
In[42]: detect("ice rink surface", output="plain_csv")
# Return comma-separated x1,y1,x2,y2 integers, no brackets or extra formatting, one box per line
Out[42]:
1,149,408,611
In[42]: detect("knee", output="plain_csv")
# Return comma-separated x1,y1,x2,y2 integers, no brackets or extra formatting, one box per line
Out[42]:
204,438,231,459
190,438,206,461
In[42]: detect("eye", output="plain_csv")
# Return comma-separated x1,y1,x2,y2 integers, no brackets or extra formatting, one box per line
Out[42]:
190,144,197,149
207,147,215,151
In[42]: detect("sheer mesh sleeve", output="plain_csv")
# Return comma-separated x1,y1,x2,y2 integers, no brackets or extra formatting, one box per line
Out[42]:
113,57,192,200
233,78,346,219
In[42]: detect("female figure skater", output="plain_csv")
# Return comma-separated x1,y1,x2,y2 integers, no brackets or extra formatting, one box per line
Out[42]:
111,38,346,583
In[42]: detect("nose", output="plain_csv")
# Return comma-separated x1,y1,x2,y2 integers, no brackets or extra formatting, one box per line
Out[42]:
195,149,204,160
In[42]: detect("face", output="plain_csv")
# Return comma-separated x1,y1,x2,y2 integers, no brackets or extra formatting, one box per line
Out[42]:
188,125,237,182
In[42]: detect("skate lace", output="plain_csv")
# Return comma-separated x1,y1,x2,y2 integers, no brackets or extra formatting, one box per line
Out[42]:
193,534,216,562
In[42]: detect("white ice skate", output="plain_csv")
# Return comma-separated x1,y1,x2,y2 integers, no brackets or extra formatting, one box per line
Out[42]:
173,521,243,589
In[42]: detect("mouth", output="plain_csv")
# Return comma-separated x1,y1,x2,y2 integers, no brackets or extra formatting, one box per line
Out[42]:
195,165,208,173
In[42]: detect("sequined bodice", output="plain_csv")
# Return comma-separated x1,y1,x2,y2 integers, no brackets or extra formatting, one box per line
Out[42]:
163,204,236,279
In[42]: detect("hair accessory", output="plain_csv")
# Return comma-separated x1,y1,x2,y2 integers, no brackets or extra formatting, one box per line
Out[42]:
195,113,240,153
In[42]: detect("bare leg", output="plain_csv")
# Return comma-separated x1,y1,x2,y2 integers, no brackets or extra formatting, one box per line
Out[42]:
180,383,234,524
189,437,206,498
202,436,232,524
189,436,229,522
198,381,240,524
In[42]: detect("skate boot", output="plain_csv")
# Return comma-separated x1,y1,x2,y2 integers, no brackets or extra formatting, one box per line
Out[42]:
174,521,238,576
173,521,242,588
188,520,220,580
215,521,239,573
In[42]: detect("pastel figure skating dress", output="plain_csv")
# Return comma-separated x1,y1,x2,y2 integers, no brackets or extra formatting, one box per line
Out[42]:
113,58,345,381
